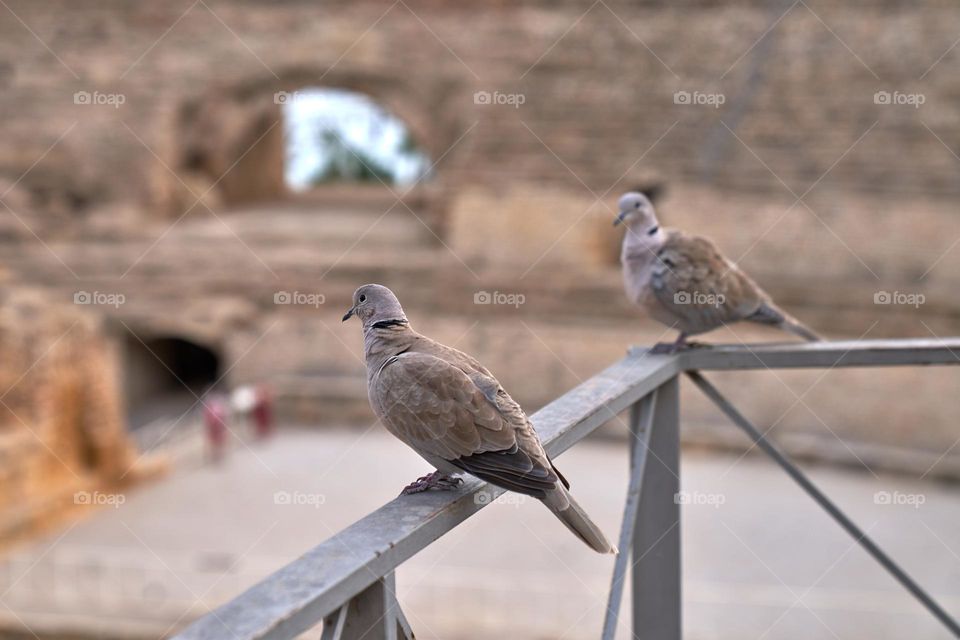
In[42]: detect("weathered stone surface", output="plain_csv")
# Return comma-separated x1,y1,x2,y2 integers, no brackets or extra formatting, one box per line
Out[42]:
0,287,146,546
0,0,958,500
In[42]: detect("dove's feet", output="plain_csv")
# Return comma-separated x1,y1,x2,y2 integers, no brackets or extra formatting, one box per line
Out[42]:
400,471,463,495
650,334,709,355
649,342,678,355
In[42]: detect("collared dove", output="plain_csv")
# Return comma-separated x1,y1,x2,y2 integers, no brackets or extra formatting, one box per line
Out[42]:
343,284,616,554
616,192,822,352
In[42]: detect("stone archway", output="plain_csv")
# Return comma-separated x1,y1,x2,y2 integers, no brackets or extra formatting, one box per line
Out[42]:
176,93,286,208
167,66,467,214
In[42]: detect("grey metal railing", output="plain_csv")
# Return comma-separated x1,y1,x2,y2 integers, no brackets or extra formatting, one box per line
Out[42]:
174,338,960,640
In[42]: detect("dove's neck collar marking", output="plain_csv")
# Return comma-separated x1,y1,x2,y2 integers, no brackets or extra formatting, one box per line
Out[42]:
363,319,417,371
370,319,409,329
622,221,666,262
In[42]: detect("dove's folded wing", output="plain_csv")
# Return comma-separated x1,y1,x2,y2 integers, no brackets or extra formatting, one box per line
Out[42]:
651,232,766,328
375,352,559,497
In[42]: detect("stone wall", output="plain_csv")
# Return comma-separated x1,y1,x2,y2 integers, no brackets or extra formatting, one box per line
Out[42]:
0,288,146,545
3,1,960,215
0,0,959,491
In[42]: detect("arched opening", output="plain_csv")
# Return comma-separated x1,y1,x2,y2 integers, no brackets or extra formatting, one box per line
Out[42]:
169,72,462,216
175,95,287,208
122,335,222,430
281,88,431,192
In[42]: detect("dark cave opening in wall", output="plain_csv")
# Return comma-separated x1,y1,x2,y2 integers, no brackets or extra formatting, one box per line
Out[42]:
123,335,222,431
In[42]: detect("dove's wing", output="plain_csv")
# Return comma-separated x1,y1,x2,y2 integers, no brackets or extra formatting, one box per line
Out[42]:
374,351,560,497
650,232,767,331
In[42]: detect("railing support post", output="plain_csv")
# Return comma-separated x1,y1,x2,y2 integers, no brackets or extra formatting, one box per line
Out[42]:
602,390,658,639
633,375,681,640
320,572,414,640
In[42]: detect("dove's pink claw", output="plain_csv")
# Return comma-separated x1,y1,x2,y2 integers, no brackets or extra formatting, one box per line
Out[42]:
400,471,463,495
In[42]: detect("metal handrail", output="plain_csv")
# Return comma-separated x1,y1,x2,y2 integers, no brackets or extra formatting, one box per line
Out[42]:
174,338,960,640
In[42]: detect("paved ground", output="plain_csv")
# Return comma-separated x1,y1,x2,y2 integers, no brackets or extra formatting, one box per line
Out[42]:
1,428,958,640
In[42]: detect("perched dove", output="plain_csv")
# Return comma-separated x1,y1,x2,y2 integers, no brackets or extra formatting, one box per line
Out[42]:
616,192,822,352
343,284,616,554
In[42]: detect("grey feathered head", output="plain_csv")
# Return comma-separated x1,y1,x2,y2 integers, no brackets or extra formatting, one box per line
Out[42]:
342,284,409,329
613,192,658,230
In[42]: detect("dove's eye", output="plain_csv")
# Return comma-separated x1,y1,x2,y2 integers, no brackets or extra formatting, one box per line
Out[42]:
359,294,367,303
635,202,641,208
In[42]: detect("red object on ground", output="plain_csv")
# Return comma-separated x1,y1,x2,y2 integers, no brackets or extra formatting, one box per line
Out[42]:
252,386,274,440
204,396,229,462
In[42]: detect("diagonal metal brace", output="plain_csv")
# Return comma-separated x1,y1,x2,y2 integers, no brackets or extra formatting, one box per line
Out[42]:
687,370,960,638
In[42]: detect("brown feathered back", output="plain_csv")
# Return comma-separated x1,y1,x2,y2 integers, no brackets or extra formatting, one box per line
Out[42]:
351,284,616,553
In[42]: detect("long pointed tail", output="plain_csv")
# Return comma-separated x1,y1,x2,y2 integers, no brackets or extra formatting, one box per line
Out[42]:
781,317,822,342
543,485,617,554
747,301,823,342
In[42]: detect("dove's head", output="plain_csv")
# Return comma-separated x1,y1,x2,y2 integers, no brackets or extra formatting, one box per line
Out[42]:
342,284,409,330
614,192,658,230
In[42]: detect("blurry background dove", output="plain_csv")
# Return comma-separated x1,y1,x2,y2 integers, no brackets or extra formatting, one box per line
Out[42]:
0,1,959,639
616,191,822,352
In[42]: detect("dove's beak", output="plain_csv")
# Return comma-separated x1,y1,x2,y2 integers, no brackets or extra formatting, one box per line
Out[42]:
341,306,356,322
613,211,628,226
